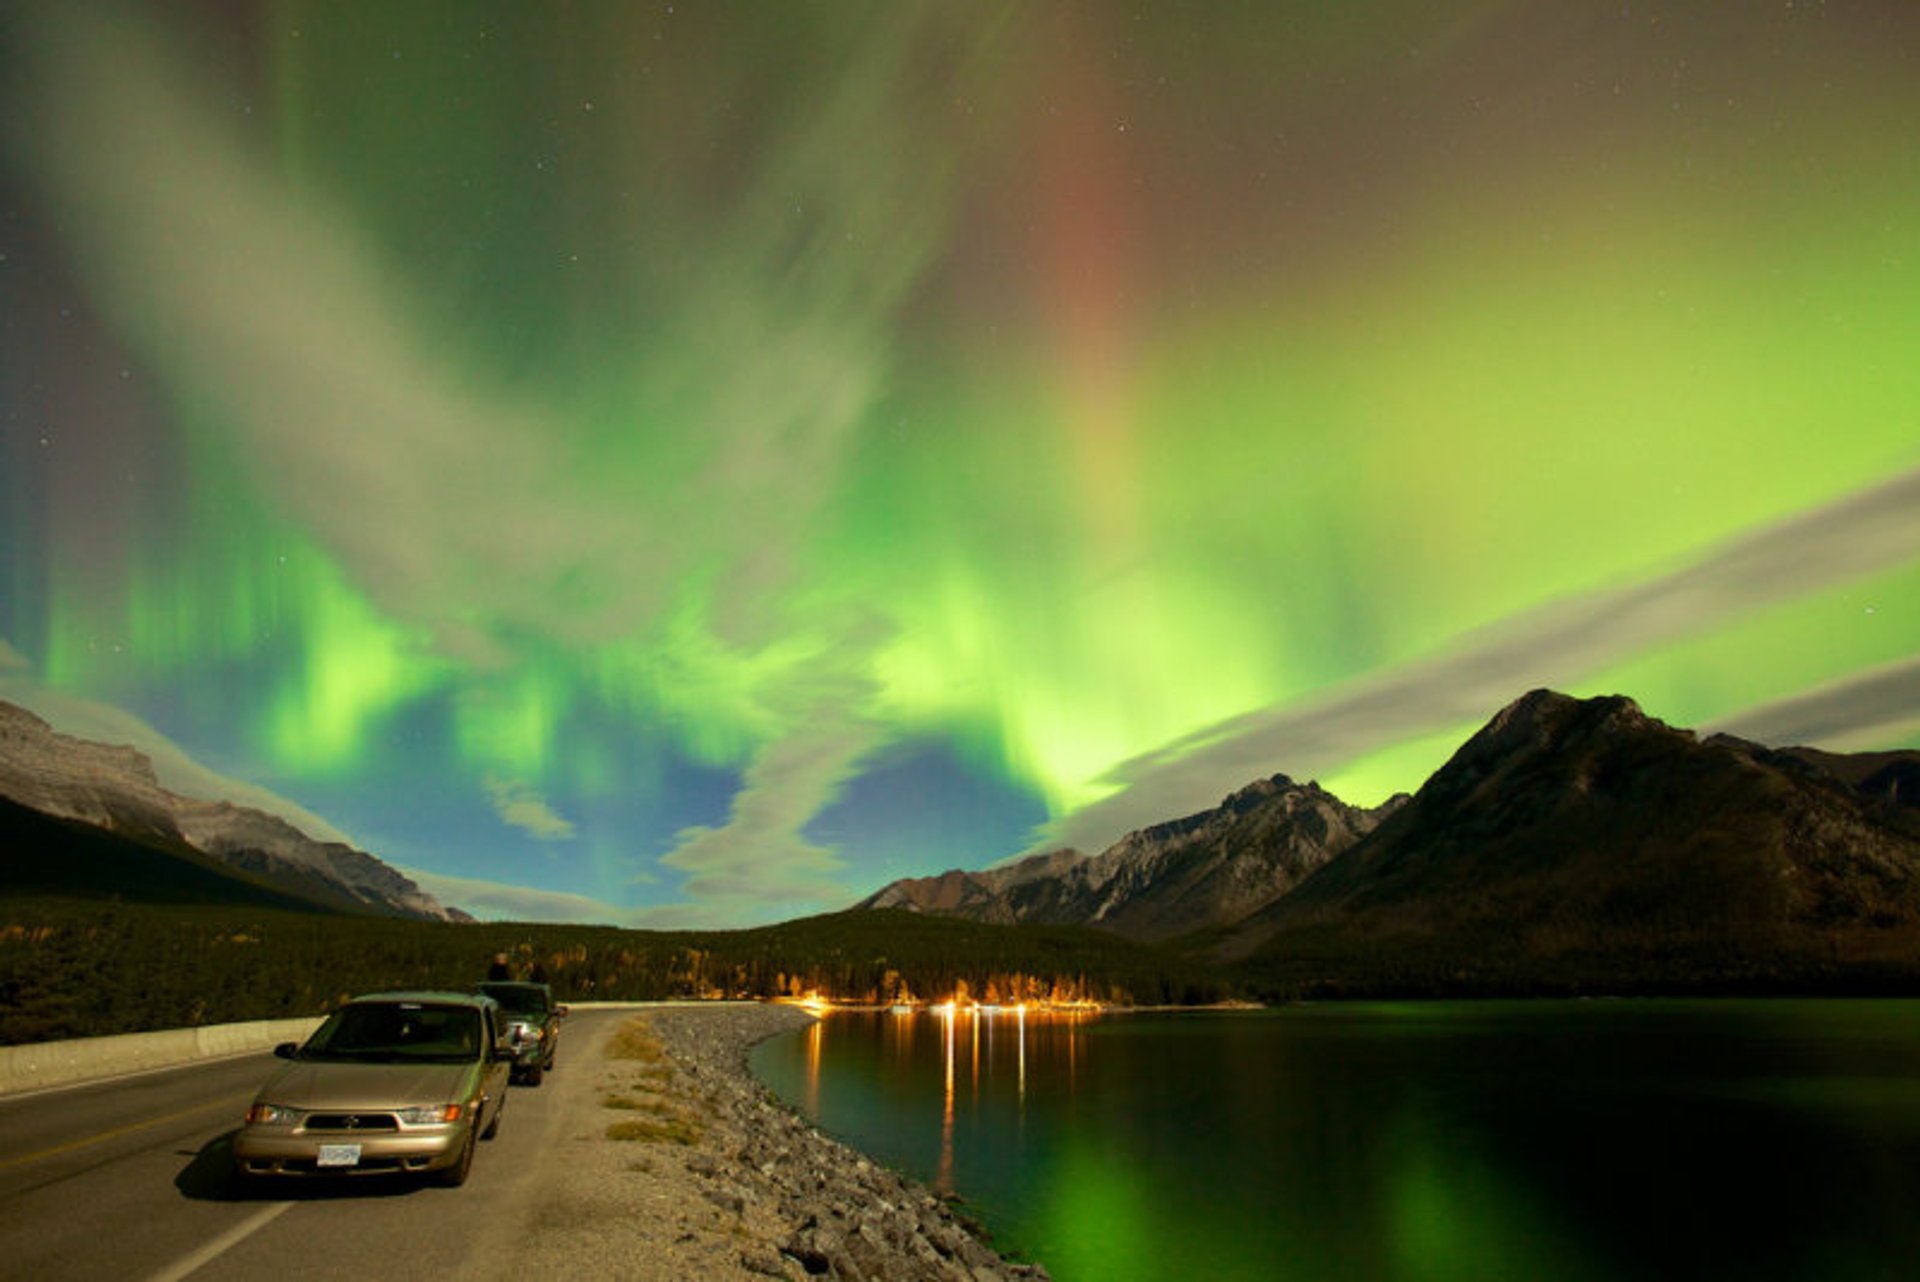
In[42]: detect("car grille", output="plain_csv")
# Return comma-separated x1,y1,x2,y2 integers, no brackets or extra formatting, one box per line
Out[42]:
248,1155,417,1176
305,1112,401,1132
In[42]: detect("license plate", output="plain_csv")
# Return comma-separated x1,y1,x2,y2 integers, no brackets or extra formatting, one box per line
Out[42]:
316,1143,362,1168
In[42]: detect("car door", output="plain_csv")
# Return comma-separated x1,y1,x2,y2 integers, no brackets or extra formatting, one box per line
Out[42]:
481,1005,510,1126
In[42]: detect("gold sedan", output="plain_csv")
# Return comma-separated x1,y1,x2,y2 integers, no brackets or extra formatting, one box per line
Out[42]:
233,991,512,1186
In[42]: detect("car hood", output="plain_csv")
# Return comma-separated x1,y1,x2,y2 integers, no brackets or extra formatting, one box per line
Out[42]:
255,1059,480,1109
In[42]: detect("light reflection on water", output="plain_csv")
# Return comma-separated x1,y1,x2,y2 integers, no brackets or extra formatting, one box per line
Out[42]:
803,1017,821,1119
750,1000,1920,1282
940,1005,954,1192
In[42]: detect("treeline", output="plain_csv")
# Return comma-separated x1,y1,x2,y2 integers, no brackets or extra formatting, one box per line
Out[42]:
0,898,1239,1044
1234,919,1920,1002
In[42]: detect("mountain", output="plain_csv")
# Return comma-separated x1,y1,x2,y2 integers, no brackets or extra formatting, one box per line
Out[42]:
1225,689,1920,992
173,799,458,921
1775,745,1920,831
0,701,464,920
854,688,1920,995
0,793,365,913
857,774,1403,942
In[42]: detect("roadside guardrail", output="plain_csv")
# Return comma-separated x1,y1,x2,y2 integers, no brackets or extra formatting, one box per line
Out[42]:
0,1017,325,1097
0,1000,742,1096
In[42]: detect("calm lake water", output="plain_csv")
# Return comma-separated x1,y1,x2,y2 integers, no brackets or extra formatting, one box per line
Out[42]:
749,1000,1920,1282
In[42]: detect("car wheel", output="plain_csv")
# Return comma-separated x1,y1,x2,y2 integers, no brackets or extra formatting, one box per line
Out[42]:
437,1127,476,1187
482,1100,501,1140
523,1060,543,1087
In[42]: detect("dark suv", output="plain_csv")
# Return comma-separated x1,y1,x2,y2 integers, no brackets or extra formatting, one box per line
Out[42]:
475,981,565,1084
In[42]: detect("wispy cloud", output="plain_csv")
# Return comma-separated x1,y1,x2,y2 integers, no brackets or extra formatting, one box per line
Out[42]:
1710,656,1920,750
398,868,636,927
401,866,792,931
661,620,890,918
6,3,1002,658
662,723,873,911
8,4,643,665
484,776,577,843
1035,465,1920,853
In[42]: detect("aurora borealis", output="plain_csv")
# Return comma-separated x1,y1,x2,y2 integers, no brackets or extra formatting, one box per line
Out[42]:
3,2,1918,926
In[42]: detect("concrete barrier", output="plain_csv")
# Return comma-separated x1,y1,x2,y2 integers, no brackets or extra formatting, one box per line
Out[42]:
0,1001,747,1097
0,1016,324,1097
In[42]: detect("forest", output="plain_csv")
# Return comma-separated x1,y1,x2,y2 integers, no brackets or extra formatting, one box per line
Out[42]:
0,896,1238,1044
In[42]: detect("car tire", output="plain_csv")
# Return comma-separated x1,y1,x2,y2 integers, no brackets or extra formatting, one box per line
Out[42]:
482,1101,501,1140
437,1128,476,1187
523,1060,543,1087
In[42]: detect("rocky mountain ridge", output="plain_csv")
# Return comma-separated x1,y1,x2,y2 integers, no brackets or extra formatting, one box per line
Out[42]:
0,700,463,921
858,772,1404,942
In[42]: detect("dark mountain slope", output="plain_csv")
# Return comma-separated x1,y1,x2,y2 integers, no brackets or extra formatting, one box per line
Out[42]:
1226,690,1920,994
0,794,344,914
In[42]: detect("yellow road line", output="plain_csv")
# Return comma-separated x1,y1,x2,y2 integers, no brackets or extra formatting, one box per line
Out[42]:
0,1094,247,1171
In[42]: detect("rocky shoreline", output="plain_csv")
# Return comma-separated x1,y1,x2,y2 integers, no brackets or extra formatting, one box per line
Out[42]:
505,1003,1048,1281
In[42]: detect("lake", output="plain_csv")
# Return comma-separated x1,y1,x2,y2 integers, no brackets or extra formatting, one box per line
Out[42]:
749,1000,1920,1281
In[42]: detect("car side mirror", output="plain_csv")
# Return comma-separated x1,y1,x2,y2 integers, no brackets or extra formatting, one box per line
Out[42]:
272,1042,298,1059
491,1044,514,1062
554,1005,569,1018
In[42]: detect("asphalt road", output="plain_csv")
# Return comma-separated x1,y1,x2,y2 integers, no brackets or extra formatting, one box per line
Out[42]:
0,1008,625,1282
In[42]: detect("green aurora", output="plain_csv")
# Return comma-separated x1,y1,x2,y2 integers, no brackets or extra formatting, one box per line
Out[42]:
2,1,1918,923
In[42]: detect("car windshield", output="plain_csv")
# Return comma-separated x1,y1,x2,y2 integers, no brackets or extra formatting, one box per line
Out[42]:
301,1002,483,1063
477,983,549,1015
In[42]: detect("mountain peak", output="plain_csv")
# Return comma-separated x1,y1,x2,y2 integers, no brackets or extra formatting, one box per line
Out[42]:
1220,773,1306,808
1221,688,1920,979
1433,689,1680,788
0,699,462,921
1480,688,1658,745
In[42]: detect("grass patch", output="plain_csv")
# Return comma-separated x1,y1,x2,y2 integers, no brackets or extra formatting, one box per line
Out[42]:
603,1093,675,1115
606,1016,668,1063
602,1017,705,1144
607,1115,704,1145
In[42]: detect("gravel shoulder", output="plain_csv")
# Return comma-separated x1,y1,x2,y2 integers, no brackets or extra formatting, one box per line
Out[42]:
473,1002,1048,1282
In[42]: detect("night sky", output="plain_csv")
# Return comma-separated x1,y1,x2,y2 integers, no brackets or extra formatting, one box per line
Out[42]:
4,2,1918,926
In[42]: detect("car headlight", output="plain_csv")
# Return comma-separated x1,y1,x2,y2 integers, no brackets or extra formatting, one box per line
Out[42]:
397,1104,464,1125
245,1102,303,1126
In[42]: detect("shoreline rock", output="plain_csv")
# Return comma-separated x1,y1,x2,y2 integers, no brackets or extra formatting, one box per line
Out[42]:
507,1002,1047,1281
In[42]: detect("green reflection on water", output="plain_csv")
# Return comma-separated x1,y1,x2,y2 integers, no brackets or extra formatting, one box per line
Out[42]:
1383,1108,1595,1282
750,1001,1920,1282
1043,1131,1155,1279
